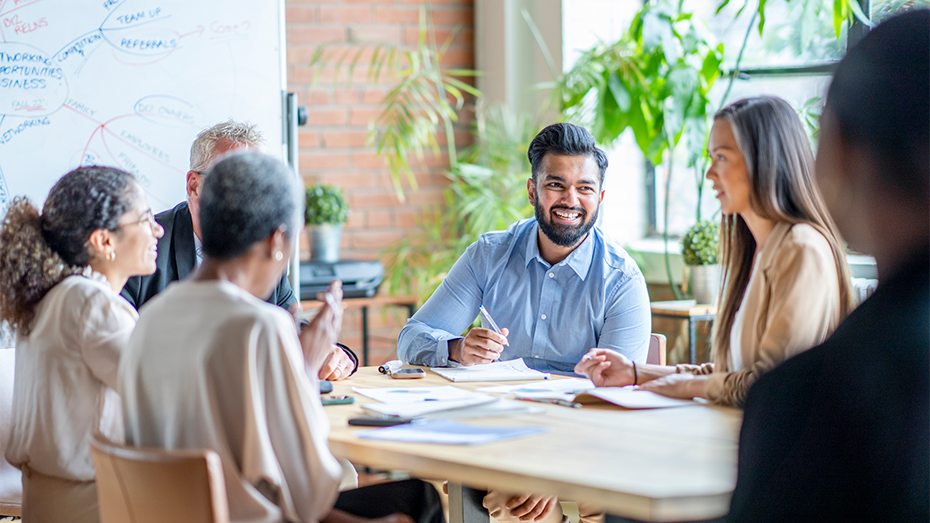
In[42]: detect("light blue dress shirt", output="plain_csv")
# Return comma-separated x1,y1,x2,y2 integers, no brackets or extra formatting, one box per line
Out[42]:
397,218,652,375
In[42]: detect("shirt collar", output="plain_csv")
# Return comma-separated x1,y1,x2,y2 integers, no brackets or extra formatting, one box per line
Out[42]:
193,233,204,267
523,220,597,281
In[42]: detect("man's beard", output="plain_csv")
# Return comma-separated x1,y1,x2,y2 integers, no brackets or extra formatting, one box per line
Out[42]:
535,200,598,248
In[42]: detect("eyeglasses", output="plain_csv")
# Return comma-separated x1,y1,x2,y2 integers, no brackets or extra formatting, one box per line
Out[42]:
117,209,157,232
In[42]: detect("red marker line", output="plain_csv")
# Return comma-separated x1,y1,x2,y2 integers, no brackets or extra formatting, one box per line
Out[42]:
0,0,44,20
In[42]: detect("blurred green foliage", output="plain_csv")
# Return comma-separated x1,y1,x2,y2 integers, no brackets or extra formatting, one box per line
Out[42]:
309,8,480,201
552,1,724,167
305,184,349,225
681,219,720,266
383,105,537,303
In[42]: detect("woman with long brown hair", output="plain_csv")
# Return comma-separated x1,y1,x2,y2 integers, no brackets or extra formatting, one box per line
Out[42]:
0,167,163,522
576,96,855,407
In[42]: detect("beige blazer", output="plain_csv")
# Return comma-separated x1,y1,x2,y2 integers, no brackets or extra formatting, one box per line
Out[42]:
678,222,844,407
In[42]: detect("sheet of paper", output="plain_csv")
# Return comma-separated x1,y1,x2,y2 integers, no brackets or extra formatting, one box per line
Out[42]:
477,378,595,399
357,419,549,445
423,398,545,419
352,385,487,404
431,359,551,382
574,387,698,409
361,396,497,417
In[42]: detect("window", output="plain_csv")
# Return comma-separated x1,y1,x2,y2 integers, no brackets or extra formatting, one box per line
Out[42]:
561,0,920,245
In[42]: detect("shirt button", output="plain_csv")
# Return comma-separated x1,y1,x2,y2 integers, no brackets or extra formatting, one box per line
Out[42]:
541,314,547,320
548,272,554,278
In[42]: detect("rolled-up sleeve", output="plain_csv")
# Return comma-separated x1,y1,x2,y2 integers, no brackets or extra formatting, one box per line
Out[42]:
397,243,486,367
596,272,652,363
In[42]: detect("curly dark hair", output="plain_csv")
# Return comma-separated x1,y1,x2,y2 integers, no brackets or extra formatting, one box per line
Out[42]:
0,166,137,336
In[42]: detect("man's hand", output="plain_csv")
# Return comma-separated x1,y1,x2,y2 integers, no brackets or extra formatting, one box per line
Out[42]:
639,373,706,400
319,346,354,381
505,493,558,522
574,348,635,387
296,281,344,373
449,327,510,366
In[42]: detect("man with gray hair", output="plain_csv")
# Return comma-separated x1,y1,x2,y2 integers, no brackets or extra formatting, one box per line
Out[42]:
121,120,358,380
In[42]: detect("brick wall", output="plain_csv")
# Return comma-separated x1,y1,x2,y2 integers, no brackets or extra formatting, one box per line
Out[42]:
285,0,475,364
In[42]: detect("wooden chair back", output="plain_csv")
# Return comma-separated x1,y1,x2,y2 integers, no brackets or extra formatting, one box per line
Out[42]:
90,433,229,523
647,333,667,366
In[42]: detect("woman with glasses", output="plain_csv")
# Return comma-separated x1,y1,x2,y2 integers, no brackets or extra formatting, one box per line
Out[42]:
0,167,163,522
576,96,855,407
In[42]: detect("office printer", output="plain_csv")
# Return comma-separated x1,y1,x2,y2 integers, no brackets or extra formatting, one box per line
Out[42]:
299,260,384,300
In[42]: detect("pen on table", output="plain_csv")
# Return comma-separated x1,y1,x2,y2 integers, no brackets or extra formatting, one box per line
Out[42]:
379,360,403,374
478,305,509,346
515,396,582,409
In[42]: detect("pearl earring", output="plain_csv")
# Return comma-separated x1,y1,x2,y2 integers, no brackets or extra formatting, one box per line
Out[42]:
106,252,115,261
274,252,284,261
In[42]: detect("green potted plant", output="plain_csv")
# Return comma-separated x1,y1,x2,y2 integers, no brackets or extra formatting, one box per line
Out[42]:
680,219,720,305
305,184,349,263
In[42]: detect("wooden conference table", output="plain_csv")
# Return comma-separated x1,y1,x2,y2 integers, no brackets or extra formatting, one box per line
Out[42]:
327,367,742,523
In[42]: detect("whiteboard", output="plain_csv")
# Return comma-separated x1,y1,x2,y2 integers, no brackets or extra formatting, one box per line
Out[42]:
0,0,287,213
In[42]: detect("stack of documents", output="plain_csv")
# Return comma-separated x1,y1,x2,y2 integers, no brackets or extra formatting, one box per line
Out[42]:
352,386,495,417
431,359,550,382
358,419,548,445
352,385,544,418
479,380,698,409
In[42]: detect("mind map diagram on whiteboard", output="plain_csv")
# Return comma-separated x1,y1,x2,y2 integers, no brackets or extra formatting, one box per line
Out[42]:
0,0,284,212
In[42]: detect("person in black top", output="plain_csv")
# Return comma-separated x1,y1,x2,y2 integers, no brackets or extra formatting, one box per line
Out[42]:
120,120,358,379
728,9,929,522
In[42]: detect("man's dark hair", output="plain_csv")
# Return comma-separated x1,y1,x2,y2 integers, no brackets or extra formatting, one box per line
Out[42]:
527,123,608,185
200,153,301,259
825,9,929,198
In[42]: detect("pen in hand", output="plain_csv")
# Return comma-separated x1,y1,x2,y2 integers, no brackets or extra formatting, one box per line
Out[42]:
478,305,509,346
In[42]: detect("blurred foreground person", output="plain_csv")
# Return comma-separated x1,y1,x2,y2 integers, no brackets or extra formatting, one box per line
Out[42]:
728,9,929,522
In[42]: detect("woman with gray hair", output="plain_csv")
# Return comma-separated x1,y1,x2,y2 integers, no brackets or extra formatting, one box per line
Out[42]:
118,152,442,523
577,96,855,407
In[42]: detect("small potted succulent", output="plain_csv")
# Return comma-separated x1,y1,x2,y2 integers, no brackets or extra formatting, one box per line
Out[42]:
305,184,349,263
680,219,720,305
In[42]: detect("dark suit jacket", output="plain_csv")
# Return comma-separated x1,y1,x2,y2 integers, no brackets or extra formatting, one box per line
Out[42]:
120,202,357,371
728,246,929,522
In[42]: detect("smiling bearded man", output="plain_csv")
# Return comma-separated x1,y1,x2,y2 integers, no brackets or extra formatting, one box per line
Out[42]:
397,122,651,523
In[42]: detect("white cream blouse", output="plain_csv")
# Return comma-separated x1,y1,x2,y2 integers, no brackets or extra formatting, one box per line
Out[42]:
119,280,341,523
4,272,137,480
